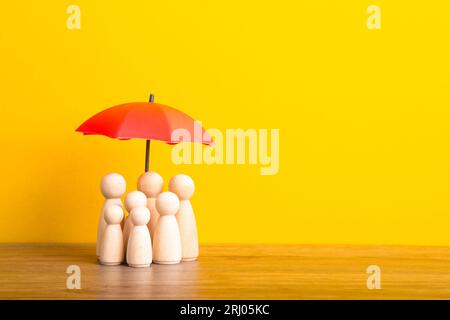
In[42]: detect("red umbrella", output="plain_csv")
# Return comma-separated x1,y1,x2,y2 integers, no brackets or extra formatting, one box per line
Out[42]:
76,94,212,171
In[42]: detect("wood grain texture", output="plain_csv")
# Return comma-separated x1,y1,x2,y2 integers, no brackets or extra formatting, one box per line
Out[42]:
0,244,449,299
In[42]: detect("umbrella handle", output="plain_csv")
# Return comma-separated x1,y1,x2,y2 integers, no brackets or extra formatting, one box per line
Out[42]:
145,93,154,172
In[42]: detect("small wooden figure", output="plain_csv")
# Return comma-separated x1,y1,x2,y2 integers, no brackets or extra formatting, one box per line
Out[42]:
99,205,124,265
126,207,152,268
152,192,182,264
97,173,126,258
137,172,164,238
169,174,199,262
123,191,147,254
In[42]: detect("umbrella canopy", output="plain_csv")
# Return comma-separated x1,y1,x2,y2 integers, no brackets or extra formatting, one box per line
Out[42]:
76,94,212,171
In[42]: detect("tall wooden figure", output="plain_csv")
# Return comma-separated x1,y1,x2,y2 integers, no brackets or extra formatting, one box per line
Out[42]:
137,172,164,238
153,192,182,264
123,191,148,254
97,173,126,258
99,205,125,265
169,174,199,262
127,207,152,267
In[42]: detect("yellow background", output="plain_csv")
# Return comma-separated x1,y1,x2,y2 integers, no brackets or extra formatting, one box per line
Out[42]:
1,1,449,245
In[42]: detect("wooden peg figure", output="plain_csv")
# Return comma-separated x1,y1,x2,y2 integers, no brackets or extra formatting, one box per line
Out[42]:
152,192,182,264
137,172,164,238
99,205,125,265
169,174,199,262
97,173,126,258
127,207,152,267
123,191,147,254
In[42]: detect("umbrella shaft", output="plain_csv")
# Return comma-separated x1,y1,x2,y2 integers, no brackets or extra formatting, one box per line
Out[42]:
145,93,154,172
145,140,150,172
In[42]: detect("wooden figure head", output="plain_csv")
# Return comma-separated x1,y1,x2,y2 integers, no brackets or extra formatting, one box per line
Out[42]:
104,205,124,225
137,172,164,198
100,173,126,198
168,174,195,201
130,207,150,226
156,192,180,216
124,191,147,213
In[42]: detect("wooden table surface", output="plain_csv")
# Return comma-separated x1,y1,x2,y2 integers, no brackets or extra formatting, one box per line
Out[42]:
0,244,449,299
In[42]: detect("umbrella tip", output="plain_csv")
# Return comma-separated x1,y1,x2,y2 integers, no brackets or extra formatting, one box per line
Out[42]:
149,94,154,103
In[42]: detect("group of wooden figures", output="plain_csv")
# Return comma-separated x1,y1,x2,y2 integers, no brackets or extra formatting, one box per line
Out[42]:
96,172,198,267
